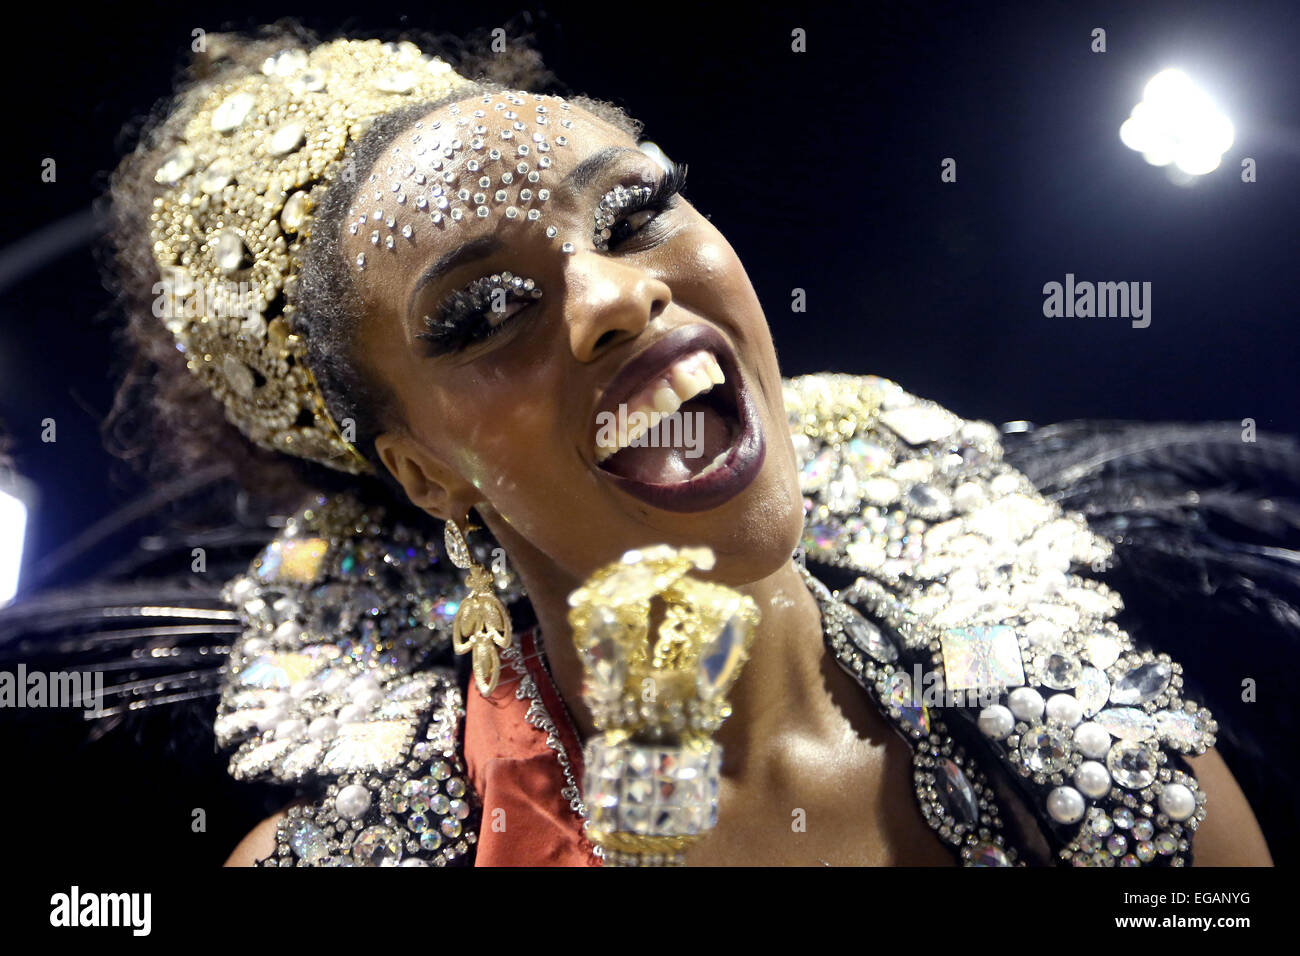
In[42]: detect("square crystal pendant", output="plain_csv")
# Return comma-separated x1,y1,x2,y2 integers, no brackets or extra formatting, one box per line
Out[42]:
941,625,1026,691
583,740,722,837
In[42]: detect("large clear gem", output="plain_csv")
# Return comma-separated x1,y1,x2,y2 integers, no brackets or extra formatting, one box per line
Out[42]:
843,606,897,662
222,354,256,398
1019,727,1070,773
322,720,412,773
290,70,327,94
289,821,329,862
584,634,626,700
1075,667,1111,716
936,759,979,825
1110,661,1172,705
280,191,312,232
199,157,234,193
826,464,861,514
941,625,1025,691
1155,709,1204,750
237,651,317,689
1106,741,1158,789
351,825,403,866
968,841,1012,866
375,70,417,93
799,447,837,492
885,672,931,735
880,406,955,445
1085,633,1122,669
263,48,309,76
697,616,746,698
1040,651,1082,690
270,121,306,156
1094,707,1155,741
212,91,255,132
583,608,627,701
842,438,890,474
906,483,952,516
214,229,250,273
154,146,194,185
861,477,900,506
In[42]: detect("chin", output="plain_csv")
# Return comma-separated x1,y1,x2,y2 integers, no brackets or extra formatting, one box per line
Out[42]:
678,449,805,587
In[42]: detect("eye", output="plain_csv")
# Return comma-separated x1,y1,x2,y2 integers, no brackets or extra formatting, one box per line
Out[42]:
416,272,543,356
593,161,688,252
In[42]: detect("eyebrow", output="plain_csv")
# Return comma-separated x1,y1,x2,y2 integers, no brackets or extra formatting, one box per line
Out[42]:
406,234,503,317
561,145,643,192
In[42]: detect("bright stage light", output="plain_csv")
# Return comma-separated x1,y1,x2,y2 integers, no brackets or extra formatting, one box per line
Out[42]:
0,485,27,606
1119,68,1234,176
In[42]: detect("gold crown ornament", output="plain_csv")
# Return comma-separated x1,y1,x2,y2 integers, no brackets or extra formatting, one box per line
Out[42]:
148,39,477,473
567,545,759,866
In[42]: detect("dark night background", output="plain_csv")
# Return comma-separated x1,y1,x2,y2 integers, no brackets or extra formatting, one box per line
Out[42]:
0,0,1296,867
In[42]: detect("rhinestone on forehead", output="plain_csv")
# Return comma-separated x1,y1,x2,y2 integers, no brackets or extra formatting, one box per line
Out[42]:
350,89,575,272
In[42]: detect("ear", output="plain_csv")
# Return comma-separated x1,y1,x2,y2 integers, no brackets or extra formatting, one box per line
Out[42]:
374,429,477,522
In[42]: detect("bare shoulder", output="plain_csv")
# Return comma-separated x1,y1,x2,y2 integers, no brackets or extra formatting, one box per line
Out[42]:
1185,749,1274,866
225,809,292,867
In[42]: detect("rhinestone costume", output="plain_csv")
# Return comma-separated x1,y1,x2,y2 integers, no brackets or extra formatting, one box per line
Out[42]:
215,374,1213,866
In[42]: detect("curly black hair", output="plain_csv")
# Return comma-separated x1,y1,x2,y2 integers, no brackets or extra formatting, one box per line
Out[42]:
104,21,640,523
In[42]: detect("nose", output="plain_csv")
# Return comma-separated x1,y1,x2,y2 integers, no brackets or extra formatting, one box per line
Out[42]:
563,254,671,362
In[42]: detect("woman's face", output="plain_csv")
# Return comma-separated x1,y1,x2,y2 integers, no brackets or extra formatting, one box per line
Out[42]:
344,90,803,585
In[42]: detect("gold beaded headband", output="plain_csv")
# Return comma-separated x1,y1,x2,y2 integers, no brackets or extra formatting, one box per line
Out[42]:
148,39,478,474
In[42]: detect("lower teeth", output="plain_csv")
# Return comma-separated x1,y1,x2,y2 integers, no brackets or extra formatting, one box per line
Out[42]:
692,448,731,480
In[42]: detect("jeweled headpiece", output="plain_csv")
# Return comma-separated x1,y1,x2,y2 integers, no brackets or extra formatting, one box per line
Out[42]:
149,39,477,474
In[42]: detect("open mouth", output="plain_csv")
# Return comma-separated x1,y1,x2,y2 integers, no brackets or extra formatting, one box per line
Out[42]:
589,325,766,513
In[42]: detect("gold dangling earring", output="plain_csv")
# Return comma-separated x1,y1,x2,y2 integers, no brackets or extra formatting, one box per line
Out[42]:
444,517,512,697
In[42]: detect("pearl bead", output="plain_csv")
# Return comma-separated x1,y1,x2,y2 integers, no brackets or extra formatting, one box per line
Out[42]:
1073,721,1112,759
1038,569,1067,597
1158,783,1196,821
1074,760,1111,798
348,675,380,699
307,716,339,740
978,704,1014,739
1045,693,1083,727
1008,687,1044,722
273,620,302,642
1024,620,1063,648
243,638,268,656
274,718,306,739
337,703,367,723
321,671,352,694
352,686,384,709
289,679,317,700
335,784,372,820
255,708,287,731
1047,786,1086,824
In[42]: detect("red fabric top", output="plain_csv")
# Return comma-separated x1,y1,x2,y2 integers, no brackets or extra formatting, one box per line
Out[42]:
463,627,602,866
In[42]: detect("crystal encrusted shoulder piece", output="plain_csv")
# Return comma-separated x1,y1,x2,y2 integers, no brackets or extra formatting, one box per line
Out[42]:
263,680,479,866
214,492,505,865
786,374,1216,867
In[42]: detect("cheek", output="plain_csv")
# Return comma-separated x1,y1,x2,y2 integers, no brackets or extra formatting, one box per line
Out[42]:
675,225,765,320
430,383,557,497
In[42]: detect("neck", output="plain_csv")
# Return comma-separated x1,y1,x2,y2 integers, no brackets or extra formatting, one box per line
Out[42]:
478,515,834,771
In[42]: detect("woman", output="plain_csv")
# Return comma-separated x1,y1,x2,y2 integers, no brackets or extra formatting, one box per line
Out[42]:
88,27,1290,866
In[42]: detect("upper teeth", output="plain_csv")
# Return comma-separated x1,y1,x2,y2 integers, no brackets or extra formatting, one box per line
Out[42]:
595,350,726,461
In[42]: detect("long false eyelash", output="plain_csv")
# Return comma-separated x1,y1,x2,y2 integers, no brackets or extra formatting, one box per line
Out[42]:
596,161,689,250
416,273,542,354
642,159,689,210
